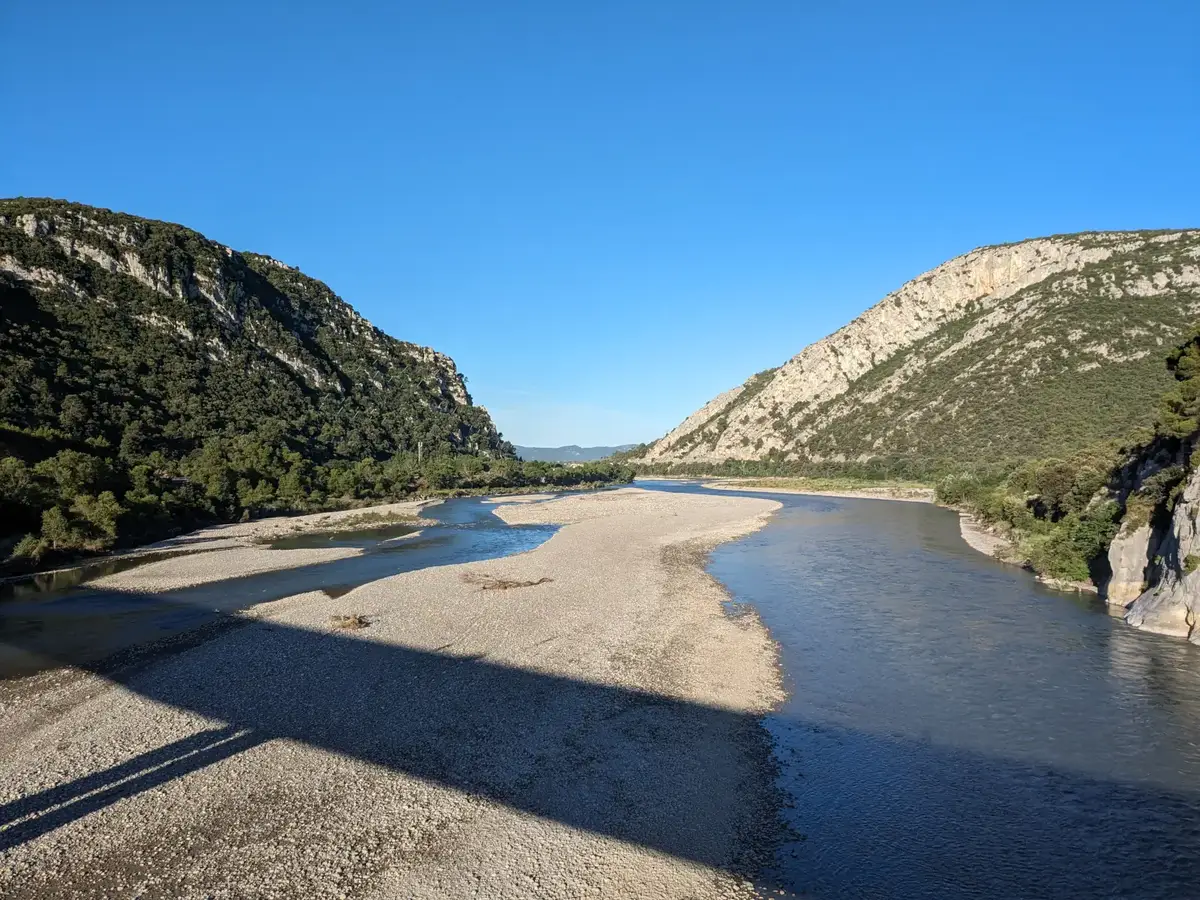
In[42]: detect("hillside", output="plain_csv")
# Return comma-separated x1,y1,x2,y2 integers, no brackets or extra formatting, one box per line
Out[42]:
0,199,631,569
515,444,636,463
0,198,508,463
639,230,1200,471
936,326,1200,643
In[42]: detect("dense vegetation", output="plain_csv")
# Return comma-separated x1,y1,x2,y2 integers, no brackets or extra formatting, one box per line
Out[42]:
933,328,1200,584
0,199,631,573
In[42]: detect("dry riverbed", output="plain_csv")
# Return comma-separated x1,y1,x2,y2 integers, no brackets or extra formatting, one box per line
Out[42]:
0,488,785,899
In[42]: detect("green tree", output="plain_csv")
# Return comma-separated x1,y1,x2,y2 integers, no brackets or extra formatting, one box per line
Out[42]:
72,491,123,539
33,450,111,501
58,394,89,436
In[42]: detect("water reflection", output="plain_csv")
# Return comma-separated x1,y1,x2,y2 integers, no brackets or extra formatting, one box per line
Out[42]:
0,548,224,603
266,521,421,550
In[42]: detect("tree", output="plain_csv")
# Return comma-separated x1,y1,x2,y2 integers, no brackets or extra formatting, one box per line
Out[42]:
33,450,110,501
58,394,89,437
72,491,123,539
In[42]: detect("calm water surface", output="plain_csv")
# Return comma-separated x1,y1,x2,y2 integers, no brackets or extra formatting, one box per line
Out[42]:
645,479,1200,899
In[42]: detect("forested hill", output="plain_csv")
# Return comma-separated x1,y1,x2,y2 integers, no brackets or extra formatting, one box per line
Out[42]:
638,230,1200,476
0,199,631,570
0,198,508,462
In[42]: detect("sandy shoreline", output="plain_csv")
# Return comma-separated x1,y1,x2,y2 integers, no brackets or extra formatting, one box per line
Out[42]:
2,500,439,591
700,479,934,504
86,500,437,594
957,512,1013,560
0,488,785,898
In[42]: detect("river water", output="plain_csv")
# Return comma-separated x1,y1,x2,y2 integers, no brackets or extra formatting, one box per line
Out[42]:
644,479,1200,899
5,484,1200,896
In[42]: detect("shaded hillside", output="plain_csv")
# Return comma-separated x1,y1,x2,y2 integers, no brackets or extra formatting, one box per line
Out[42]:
640,230,1200,472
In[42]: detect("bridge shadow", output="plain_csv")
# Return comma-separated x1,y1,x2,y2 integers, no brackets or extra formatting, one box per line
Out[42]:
5,585,1200,897
0,607,776,874
0,725,264,851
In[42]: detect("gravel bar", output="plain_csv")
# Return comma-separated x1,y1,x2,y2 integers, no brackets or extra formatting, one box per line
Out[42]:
0,488,784,899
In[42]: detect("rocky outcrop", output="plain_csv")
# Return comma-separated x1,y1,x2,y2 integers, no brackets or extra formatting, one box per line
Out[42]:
642,230,1200,467
1125,469,1200,643
1100,522,1156,607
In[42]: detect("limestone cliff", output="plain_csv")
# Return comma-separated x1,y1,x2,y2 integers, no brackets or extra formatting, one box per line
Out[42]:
1102,521,1157,607
643,231,1200,468
1125,468,1200,644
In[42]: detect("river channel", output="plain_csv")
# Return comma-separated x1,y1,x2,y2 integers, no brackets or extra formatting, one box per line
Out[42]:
645,479,1200,899
0,497,557,679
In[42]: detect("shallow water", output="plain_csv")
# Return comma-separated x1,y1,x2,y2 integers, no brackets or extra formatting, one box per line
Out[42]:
643,479,1200,899
0,498,556,678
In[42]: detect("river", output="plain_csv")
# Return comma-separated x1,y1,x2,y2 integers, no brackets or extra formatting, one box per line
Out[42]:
5,483,1200,897
644,479,1200,899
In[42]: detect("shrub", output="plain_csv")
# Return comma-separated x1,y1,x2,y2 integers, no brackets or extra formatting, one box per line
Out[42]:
9,534,42,560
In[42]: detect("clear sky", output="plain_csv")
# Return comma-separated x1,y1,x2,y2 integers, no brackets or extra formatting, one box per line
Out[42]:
3,2,1197,446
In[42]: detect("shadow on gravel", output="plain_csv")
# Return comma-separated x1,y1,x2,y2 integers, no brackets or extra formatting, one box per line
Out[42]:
6,601,1200,897
0,612,777,876
0,726,264,852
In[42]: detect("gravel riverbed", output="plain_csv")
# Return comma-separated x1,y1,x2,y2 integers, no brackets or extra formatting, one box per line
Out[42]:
0,488,784,899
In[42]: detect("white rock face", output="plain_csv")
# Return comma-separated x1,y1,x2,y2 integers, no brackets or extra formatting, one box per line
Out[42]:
644,231,1200,464
1101,522,1155,607
1125,469,1200,643
408,346,472,405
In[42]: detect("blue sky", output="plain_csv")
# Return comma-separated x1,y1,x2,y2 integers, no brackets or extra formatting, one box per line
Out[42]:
4,2,1197,446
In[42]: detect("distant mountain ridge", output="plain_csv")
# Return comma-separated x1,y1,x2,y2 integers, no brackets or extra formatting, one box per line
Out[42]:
637,230,1200,470
515,444,636,463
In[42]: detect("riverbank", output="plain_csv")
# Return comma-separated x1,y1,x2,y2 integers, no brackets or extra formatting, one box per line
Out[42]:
86,500,437,594
0,488,784,898
957,512,1015,560
1,480,630,585
702,477,934,503
954,511,1099,594
0,499,440,591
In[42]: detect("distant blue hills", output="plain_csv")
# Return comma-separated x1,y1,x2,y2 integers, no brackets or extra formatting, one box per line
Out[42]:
514,444,636,463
